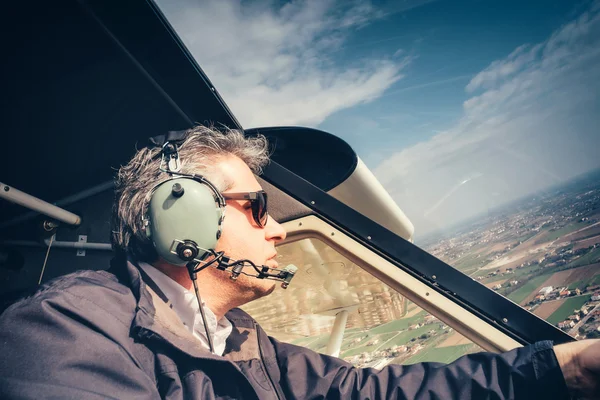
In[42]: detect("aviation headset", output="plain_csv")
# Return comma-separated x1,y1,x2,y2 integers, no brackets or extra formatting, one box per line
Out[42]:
145,130,226,267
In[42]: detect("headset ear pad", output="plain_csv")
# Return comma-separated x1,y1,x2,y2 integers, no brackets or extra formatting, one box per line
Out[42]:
148,178,224,266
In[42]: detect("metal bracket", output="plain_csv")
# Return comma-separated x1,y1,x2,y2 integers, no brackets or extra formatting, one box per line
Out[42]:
160,142,182,173
77,235,87,257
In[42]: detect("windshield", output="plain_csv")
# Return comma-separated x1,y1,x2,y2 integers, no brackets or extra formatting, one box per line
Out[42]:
241,237,483,367
155,0,600,341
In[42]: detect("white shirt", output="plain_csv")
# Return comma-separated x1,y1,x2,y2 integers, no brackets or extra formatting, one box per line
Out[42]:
138,262,233,356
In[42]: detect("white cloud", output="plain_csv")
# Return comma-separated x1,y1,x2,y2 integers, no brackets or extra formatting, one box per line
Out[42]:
155,0,409,127
374,3,600,237
465,44,541,93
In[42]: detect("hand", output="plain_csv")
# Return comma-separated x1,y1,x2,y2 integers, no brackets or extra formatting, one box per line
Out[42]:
554,339,600,399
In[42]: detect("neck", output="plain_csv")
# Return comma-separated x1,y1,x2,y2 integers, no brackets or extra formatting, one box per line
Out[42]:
151,260,250,320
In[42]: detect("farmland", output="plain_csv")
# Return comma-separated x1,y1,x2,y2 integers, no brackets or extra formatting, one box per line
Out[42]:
404,344,476,364
437,332,473,347
507,273,553,305
424,169,600,336
533,299,566,319
574,235,600,250
546,295,592,325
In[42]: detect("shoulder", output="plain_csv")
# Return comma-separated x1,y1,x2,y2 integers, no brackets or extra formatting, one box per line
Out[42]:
226,307,255,322
226,307,271,333
1,269,137,330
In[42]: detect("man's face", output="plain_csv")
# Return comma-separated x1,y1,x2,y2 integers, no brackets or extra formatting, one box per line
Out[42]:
212,155,287,297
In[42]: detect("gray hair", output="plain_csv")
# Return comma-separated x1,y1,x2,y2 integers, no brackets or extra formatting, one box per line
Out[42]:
111,125,270,262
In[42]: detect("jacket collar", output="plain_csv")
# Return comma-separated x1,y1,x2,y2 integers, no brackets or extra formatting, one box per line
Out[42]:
110,255,260,362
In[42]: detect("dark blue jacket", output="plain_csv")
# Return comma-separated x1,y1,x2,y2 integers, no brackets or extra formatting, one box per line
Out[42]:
0,259,570,399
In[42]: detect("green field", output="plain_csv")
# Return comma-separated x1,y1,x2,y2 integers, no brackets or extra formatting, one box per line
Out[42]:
565,248,600,269
404,343,475,364
568,280,584,290
546,295,592,325
294,309,433,358
480,275,505,284
340,324,441,358
568,274,600,290
472,268,493,278
515,231,538,243
367,311,428,335
453,254,487,271
513,264,543,278
461,267,479,276
507,273,553,304
475,262,542,284
384,324,443,348
340,332,398,358
345,327,363,334
538,223,582,243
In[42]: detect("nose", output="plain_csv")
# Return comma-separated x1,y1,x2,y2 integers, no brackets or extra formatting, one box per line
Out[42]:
265,216,287,243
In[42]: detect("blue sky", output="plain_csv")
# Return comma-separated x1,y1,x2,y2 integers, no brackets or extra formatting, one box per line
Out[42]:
320,0,586,163
156,0,600,239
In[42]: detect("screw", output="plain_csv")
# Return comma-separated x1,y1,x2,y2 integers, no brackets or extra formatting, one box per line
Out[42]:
502,318,508,324
432,275,437,280
3,186,9,192
298,222,303,226
310,201,315,205
171,183,185,198
331,232,335,236
182,249,193,258
367,236,372,240
425,292,430,296
43,221,59,231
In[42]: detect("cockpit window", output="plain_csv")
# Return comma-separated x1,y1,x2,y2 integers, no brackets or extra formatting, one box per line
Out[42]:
241,238,483,366
423,178,600,338
156,0,600,339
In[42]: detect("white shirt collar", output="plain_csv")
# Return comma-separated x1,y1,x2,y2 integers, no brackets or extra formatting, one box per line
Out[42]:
138,262,232,356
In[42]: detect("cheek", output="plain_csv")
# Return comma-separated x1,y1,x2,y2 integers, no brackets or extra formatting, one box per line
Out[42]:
216,209,258,256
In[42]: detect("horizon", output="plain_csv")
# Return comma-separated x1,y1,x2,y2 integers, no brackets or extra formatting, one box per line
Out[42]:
416,166,600,244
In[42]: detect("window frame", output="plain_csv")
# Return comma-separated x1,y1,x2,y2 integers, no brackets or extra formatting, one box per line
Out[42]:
264,161,574,347
280,215,520,352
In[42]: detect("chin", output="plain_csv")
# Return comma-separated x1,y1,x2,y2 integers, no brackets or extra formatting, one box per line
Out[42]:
240,277,276,301
230,272,276,300
253,280,277,298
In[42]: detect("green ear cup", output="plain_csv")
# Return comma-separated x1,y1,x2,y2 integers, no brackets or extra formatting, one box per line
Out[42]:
148,177,224,266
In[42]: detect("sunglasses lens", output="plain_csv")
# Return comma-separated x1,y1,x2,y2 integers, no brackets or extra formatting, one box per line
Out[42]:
255,191,268,227
222,191,269,227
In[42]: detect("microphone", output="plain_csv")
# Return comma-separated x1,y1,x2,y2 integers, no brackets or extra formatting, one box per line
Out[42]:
279,264,298,289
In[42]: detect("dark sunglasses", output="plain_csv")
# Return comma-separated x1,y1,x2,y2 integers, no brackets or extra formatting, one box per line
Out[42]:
221,190,269,227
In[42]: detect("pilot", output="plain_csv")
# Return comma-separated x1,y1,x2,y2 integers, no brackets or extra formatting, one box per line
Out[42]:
0,125,599,399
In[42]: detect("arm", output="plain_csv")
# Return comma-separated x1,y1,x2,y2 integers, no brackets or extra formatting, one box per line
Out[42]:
0,291,159,399
554,339,600,399
272,338,570,400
